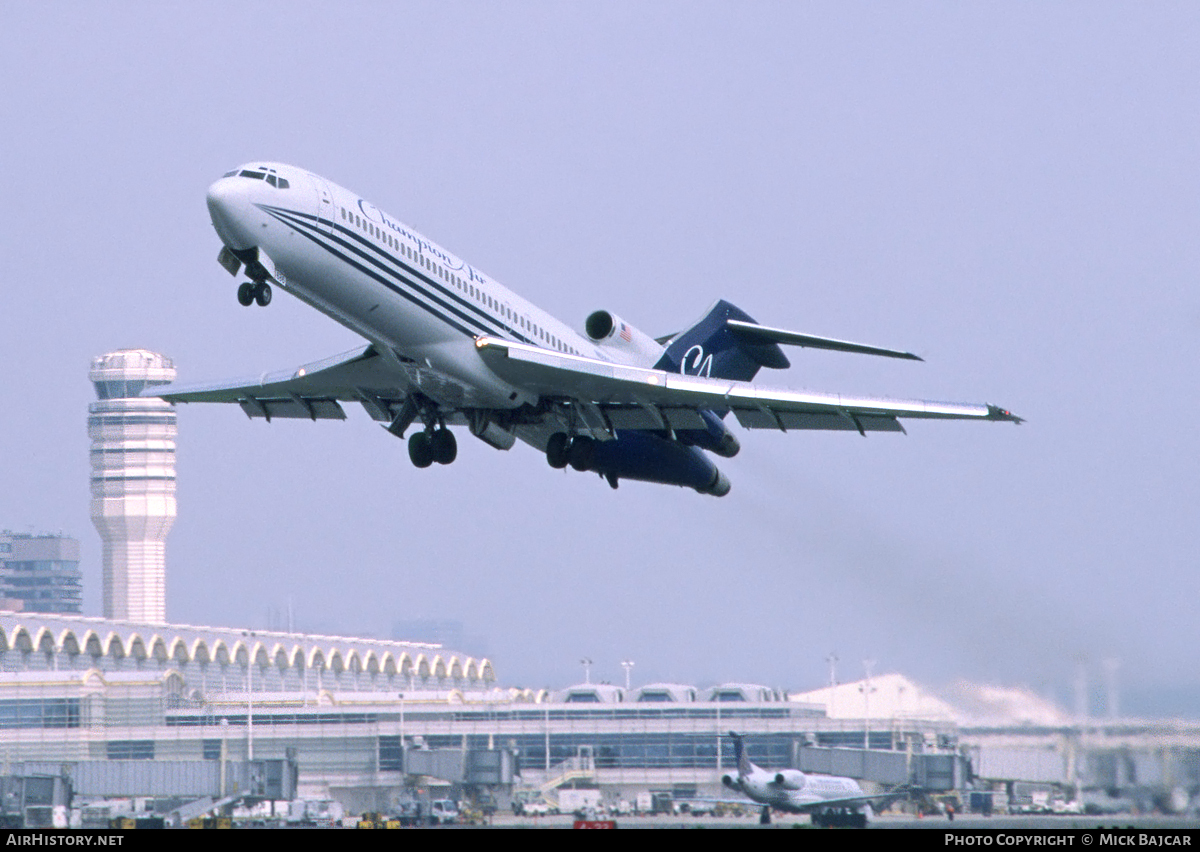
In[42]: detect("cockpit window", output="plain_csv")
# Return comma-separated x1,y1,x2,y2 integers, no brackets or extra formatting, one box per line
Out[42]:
233,168,288,189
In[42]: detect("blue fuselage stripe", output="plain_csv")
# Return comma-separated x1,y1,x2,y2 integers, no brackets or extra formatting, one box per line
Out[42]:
259,204,534,345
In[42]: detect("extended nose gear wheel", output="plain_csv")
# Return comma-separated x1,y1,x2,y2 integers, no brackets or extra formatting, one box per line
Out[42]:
237,281,272,307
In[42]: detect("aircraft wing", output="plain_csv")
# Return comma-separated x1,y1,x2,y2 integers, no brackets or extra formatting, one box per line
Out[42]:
473,337,1021,436
146,345,451,424
786,788,913,815
697,787,912,816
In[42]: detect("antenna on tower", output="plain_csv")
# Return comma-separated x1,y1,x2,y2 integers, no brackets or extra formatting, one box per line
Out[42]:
826,652,839,687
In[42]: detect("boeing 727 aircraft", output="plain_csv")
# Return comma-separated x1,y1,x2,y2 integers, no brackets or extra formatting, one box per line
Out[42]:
722,732,909,827
150,162,1021,496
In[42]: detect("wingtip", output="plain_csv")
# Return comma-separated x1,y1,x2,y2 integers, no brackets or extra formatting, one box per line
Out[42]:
988,405,1024,424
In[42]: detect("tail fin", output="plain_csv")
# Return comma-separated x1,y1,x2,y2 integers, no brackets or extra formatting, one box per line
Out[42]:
655,300,789,382
729,731,753,777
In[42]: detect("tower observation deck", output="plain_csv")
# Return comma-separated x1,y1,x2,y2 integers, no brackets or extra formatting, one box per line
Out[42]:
89,350,177,624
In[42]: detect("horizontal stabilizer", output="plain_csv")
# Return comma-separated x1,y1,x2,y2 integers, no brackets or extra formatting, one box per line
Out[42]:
726,319,923,361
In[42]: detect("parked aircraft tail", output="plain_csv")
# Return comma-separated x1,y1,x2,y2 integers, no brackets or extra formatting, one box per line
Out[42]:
729,731,754,778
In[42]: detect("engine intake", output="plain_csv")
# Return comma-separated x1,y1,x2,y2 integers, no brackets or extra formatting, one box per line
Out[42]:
583,310,664,365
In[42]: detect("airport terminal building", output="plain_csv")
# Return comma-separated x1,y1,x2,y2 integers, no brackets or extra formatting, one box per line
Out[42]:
0,609,1195,818
0,610,961,814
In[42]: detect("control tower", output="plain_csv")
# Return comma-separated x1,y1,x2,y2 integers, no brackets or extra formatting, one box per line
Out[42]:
88,350,177,624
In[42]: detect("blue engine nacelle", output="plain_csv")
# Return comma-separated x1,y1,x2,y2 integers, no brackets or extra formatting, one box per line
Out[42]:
589,430,731,496
674,409,740,458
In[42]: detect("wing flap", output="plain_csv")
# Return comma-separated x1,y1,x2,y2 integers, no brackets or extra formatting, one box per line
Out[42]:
732,409,904,432
799,788,913,814
238,397,346,421
602,405,709,430
147,345,410,422
475,337,1021,428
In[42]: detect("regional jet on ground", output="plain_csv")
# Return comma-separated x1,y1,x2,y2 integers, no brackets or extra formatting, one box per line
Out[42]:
722,732,909,827
150,162,1021,496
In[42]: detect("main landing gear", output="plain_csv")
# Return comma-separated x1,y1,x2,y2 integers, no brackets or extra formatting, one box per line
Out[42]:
408,428,457,468
546,432,595,472
546,432,618,489
811,810,867,828
237,281,272,307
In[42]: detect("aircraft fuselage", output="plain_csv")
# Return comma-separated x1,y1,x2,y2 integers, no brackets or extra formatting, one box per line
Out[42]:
207,163,604,413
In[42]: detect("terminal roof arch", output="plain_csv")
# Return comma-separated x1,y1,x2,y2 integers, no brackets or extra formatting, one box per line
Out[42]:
11,626,34,654
191,639,211,665
34,627,56,655
57,629,80,656
0,614,495,685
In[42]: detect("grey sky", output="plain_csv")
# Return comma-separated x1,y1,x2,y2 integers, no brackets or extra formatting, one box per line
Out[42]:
2,3,1197,711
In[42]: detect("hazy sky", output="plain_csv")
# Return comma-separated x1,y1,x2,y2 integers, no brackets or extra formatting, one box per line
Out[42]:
2,3,1197,713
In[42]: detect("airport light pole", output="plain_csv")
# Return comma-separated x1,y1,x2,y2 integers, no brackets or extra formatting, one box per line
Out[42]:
860,659,876,750
243,631,256,761
620,659,635,690
1103,657,1120,719
219,719,229,798
715,701,722,771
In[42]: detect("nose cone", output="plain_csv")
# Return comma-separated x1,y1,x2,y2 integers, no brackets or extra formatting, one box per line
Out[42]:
206,177,254,250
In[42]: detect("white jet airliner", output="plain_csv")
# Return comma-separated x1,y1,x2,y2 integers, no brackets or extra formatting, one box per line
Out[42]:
150,162,1021,496
722,732,909,827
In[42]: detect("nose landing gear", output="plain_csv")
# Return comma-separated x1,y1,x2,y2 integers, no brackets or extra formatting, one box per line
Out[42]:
237,281,272,307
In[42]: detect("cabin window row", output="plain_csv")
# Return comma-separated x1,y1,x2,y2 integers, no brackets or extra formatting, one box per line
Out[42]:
338,206,579,356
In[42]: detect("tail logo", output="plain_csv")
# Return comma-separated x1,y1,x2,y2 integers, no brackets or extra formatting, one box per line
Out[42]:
682,345,714,378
